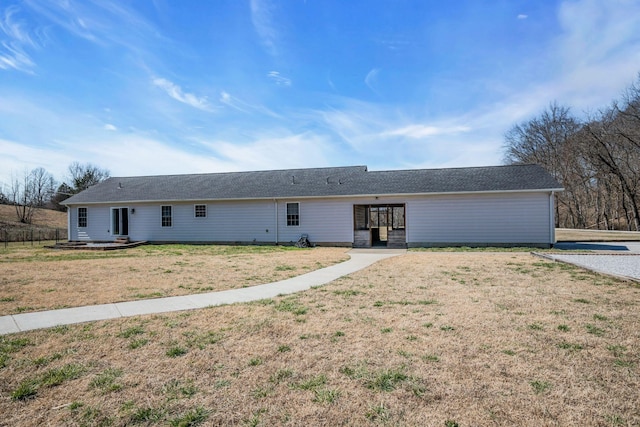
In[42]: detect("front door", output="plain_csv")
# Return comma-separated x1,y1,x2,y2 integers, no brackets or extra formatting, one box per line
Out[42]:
111,208,129,236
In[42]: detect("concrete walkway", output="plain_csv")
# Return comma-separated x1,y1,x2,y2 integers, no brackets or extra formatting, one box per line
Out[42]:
0,249,405,336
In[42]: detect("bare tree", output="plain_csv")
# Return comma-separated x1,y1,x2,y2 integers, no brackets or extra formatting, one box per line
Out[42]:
582,106,640,230
9,168,56,224
503,74,640,231
67,162,110,193
503,102,582,227
52,162,111,209
0,185,9,205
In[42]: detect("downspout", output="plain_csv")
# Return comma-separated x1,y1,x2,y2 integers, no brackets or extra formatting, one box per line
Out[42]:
274,199,279,245
67,207,71,241
549,192,555,246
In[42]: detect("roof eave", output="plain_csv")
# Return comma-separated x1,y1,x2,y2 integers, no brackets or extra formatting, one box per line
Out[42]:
62,187,564,205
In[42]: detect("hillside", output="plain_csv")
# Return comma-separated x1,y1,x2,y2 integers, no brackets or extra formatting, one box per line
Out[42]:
0,204,67,229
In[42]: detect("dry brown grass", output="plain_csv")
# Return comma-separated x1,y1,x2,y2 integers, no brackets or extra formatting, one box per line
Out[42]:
557,228,640,242
0,245,349,315
1,251,638,426
0,204,67,229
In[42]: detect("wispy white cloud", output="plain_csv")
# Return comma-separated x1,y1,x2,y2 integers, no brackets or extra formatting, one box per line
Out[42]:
364,68,380,94
0,138,70,185
551,0,640,109
250,0,279,56
19,0,174,72
22,0,100,44
59,134,231,177
517,14,528,20
1,6,37,46
0,41,34,72
313,93,520,169
0,5,43,73
197,131,335,171
104,123,117,131
152,77,214,112
384,124,471,139
219,90,281,118
219,91,248,113
268,71,291,86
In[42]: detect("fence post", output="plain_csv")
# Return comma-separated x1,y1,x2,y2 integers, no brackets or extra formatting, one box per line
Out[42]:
31,229,34,246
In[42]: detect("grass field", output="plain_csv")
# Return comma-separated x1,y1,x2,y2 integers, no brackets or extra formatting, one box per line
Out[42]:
556,228,640,242
0,204,67,229
1,250,638,426
0,245,349,316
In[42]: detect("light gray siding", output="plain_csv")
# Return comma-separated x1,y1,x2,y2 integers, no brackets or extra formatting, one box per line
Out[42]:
69,206,111,241
123,201,276,243
406,192,552,245
67,191,554,246
276,199,353,244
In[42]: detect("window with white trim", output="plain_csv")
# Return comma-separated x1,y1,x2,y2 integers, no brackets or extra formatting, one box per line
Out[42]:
195,204,207,218
286,202,300,226
78,207,87,228
161,205,172,227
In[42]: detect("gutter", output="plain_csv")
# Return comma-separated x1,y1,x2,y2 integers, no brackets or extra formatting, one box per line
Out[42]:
549,191,556,244
62,188,566,206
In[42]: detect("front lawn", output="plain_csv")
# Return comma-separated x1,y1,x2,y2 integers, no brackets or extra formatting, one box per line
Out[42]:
0,245,349,315
1,252,638,425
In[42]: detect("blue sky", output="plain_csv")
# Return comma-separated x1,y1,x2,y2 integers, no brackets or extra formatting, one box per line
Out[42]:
1,0,639,186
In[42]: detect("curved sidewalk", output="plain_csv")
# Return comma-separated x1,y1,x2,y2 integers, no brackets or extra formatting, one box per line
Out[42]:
0,250,404,336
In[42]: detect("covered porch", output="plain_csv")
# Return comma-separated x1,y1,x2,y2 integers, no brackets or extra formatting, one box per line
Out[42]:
353,204,406,249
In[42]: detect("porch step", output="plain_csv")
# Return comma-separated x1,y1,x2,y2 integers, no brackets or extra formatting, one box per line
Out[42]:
114,237,130,244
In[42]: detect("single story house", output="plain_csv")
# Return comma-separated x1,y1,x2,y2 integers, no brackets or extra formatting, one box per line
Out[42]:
62,164,563,248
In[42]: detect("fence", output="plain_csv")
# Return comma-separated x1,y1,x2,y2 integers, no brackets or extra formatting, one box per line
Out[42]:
1,227,67,248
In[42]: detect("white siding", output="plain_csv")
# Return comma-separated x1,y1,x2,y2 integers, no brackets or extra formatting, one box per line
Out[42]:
406,192,552,245
66,191,553,245
276,199,353,244
69,206,112,241
128,201,276,243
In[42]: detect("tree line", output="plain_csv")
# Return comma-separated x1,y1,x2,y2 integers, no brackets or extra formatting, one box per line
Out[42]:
504,75,640,231
0,162,110,224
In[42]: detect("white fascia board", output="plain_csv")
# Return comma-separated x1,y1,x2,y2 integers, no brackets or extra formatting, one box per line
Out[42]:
62,188,564,206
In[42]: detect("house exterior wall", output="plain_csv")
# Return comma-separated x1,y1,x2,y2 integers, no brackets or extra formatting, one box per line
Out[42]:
66,191,554,246
69,205,111,241
275,199,353,245
405,192,552,246
131,200,276,243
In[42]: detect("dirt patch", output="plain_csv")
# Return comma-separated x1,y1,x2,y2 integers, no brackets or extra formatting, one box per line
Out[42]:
0,245,349,315
1,252,638,426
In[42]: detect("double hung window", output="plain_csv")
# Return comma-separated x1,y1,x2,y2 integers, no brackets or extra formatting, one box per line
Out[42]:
78,207,87,228
286,202,300,226
161,206,172,227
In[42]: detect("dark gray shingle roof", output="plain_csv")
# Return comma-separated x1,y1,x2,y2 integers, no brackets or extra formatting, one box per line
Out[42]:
63,164,562,205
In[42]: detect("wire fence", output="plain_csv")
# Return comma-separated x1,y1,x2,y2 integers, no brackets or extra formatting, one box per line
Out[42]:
1,227,67,248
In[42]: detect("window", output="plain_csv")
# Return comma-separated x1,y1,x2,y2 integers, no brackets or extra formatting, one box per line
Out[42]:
286,202,300,226
78,207,87,228
353,205,405,230
161,205,172,227
195,204,207,218
391,206,405,229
